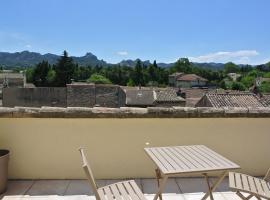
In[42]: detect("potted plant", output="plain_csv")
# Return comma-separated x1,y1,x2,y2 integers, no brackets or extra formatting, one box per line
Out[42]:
0,149,9,194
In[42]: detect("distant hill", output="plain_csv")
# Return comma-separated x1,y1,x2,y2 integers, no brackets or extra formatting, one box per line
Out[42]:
193,62,225,70
119,59,151,67
119,59,224,70
0,50,227,70
0,51,107,68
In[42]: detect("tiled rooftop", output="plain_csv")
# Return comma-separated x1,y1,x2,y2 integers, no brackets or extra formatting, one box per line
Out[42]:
0,177,256,200
261,94,270,106
154,89,185,103
197,93,266,108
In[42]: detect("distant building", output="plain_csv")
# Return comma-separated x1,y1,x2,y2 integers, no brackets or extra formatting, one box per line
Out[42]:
196,92,266,108
255,77,270,86
0,72,25,88
124,87,185,107
168,72,184,86
227,73,241,81
169,73,208,88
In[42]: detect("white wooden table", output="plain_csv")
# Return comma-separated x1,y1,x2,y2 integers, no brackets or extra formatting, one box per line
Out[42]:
144,145,240,200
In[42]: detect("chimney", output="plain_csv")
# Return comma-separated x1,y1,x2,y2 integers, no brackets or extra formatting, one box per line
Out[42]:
177,88,186,99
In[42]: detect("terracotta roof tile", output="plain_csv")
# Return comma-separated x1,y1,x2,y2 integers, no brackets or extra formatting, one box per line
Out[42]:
154,88,185,102
260,94,270,106
198,93,266,108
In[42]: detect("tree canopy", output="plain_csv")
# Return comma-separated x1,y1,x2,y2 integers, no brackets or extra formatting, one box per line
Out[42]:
87,73,112,84
54,50,75,86
24,51,270,94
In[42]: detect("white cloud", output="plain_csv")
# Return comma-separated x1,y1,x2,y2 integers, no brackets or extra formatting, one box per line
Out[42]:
25,44,32,49
189,50,259,64
117,51,128,56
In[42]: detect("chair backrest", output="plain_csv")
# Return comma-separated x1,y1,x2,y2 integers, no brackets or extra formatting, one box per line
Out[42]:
264,167,270,182
78,148,101,200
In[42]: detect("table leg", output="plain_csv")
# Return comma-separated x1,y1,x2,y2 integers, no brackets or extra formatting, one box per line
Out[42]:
155,168,163,200
201,171,227,200
153,174,168,200
203,173,214,200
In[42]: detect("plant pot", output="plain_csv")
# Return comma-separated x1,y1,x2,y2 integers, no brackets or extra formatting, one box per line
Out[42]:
0,150,9,194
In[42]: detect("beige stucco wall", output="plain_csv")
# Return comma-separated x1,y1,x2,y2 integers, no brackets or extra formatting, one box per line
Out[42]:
0,118,269,179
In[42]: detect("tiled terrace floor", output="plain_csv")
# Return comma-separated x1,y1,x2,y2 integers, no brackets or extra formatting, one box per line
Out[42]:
0,178,255,200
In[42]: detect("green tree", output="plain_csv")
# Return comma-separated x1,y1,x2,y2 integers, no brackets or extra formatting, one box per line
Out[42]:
54,50,75,86
259,81,270,93
224,62,240,74
32,61,50,86
148,60,158,83
133,60,144,86
127,78,135,86
46,69,56,86
263,72,270,78
219,80,227,89
239,70,259,88
25,68,34,83
87,73,112,84
231,82,246,91
171,58,192,73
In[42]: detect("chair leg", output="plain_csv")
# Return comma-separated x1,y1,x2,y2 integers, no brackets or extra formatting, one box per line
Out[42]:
246,194,254,199
236,191,248,200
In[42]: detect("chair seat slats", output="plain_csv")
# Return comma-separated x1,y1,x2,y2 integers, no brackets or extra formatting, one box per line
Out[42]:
124,181,140,200
116,182,131,200
110,184,122,200
98,189,107,200
129,181,145,200
229,172,270,199
98,180,146,200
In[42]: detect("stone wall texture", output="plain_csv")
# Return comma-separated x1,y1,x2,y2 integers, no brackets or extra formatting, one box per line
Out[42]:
0,106,270,118
95,84,124,107
66,84,95,107
3,84,127,108
3,87,67,107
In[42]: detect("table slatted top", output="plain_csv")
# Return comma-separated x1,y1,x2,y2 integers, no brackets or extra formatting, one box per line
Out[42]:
144,145,240,175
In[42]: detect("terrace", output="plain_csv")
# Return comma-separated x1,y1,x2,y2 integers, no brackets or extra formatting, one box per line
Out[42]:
0,107,270,200
1,177,246,199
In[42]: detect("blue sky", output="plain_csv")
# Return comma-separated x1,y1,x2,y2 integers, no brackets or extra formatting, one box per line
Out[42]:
0,0,270,64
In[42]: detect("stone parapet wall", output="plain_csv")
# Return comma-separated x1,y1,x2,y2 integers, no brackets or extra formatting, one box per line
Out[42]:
95,84,124,107
2,87,67,107
0,106,270,118
67,84,95,107
3,84,126,108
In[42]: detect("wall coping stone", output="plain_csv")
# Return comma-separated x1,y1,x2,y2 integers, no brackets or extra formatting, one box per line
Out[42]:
0,106,270,118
